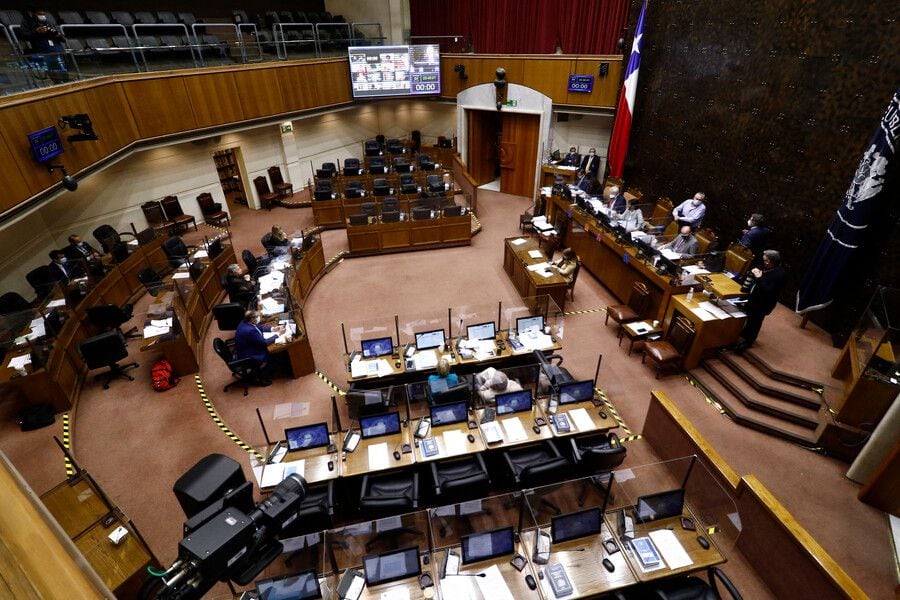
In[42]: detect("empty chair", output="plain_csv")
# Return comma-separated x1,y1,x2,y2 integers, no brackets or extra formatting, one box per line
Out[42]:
252,176,279,210
695,227,718,254
364,139,381,156
411,206,433,220
156,11,178,24
418,153,436,171
344,180,366,198
426,174,443,192
92,224,135,256
360,202,378,217
382,197,400,213
343,157,363,176
0,292,31,315
56,10,84,24
86,303,139,338
372,178,391,196
430,454,490,504
267,166,293,198
133,11,157,24
142,201,174,235
724,242,754,278
535,350,574,388
213,337,265,396
212,303,244,332
79,330,138,390
569,432,627,506
386,138,405,154
443,205,463,217
348,213,369,226
135,227,157,246
313,180,334,201
137,267,165,296
110,11,135,26
502,442,569,488
393,157,412,173
359,471,419,514
196,192,230,228
381,209,401,223
605,281,651,332
26,266,57,300
161,196,197,233
320,162,337,178
648,567,743,600
643,315,696,378
162,236,190,269
188,260,206,282
368,156,388,174
241,249,268,279
84,10,110,25
399,174,418,194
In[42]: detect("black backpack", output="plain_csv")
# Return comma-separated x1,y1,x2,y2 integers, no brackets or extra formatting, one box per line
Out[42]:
18,404,55,432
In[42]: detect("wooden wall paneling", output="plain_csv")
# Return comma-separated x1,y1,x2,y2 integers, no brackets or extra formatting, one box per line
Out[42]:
500,112,540,197
522,58,575,102
311,60,353,107
0,101,63,196
81,83,140,155
232,69,285,120
41,93,111,172
277,64,321,112
121,77,197,139
466,109,500,185
0,133,34,213
183,72,244,129
568,58,622,107
474,58,525,89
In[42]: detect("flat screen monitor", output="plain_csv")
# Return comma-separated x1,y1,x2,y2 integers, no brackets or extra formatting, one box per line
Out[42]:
284,422,330,452
495,389,533,415
634,489,685,524
415,328,445,351
360,411,401,439
28,126,64,163
516,315,544,335
461,526,515,564
635,237,657,258
362,546,421,586
256,570,321,600
559,380,595,405
430,401,468,426
466,321,496,341
551,507,603,544
361,336,393,359
349,44,440,99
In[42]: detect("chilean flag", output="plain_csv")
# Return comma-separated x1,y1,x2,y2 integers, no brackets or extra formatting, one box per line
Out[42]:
608,0,648,179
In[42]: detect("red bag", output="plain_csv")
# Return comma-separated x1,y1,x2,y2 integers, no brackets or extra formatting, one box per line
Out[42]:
151,359,178,391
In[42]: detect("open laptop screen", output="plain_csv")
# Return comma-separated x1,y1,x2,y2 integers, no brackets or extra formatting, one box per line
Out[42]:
361,336,393,359
559,380,595,404
495,389,533,415
362,546,421,586
415,329,445,350
359,412,401,439
284,422,330,452
466,321,496,341
635,489,685,523
516,315,544,335
430,401,468,426
256,570,321,600
551,507,603,544
461,526,515,564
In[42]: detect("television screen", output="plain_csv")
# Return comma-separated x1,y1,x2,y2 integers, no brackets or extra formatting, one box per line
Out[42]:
635,489,685,524
415,329,445,350
360,411,401,439
284,422,330,452
349,44,441,98
361,336,393,359
256,570,321,600
430,401,468,426
559,380,595,405
466,321,496,341
28,126,64,163
363,546,421,586
551,507,602,544
516,315,544,335
496,390,533,415
461,526,514,564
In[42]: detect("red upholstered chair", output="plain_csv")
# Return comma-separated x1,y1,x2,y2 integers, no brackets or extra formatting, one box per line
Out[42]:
605,281,651,332
196,192,230,228
642,315,696,378
141,200,174,235
161,195,197,233
253,176,279,210
267,166,293,198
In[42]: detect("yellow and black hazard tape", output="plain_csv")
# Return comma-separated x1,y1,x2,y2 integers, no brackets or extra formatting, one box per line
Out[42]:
325,251,348,269
195,375,263,461
563,307,606,317
619,434,643,444
471,214,483,234
687,375,726,415
316,370,347,396
62,413,74,476
707,526,720,535
596,388,633,436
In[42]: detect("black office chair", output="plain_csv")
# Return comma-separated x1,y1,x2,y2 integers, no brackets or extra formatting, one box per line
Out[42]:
241,249,270,279
443,205,463,217
359,471,420,549
137,267,166,297
412,206,433,220
393,157,412,173
418,153,436,171
369,156,388,174
364,139,382,156
534,350,574,391
79,330,139,389
0,292,31,315
361,202,378,217
313,180,334,201
344,180,366,198
399,174,418,194
348,214,369,226
26,266,57,300
645,567,743,600
426,174,443,192
320,162,337,177
503,441,569,489
343,157,363,176
382,209,401,223
283,481,336,566
86,304,140,339
430,454,490,504
162,235,190,270
386,138,405,154
569,432,627,506
213,337,265,396
372,178,391,196
213,302,244,332
92,224,136,255
381,197,399,213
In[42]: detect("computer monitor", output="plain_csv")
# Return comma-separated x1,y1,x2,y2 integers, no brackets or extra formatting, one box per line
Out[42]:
359,411,401,439
284,422,330,452
430,401,468,426
558,380,595,405
361,336,393,359
634,489,685,524
551,507,603,544
635,237,657,259
466,321,496,341
495,389,533,415
255,569,321,599
516,315,544,335
415,329,445,351
430,381,471,406
461,526,515,564
362,546,421,586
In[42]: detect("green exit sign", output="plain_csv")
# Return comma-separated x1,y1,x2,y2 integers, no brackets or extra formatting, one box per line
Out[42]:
505,99,518,107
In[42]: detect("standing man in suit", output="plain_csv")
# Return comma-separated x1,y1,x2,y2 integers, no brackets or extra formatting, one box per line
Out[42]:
607,186,626,214
735,250,787,351
739,213,770,260
579,148,600,179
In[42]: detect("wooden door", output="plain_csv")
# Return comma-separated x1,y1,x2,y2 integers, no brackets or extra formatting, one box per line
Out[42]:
499,112,540,197
467,109,500,185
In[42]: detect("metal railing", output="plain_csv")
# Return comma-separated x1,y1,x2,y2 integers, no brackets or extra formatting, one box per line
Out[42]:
273,22,316,59
350,22,385,47
58,23,141,73
132,23,200,69
314,22,351,56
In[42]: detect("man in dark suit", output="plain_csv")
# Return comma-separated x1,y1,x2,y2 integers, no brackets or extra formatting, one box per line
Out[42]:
561,146,580,167
739,213,770,262
64,234,105,276
735,250,787,351
234,310,285,384
47,250,72,284
578,147,600,178
607,185,626,214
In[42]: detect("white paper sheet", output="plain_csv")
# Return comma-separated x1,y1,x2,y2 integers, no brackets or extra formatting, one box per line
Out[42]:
8,354,32,369
368,442,389,471
527,261,551,272
439,576,477,600
648,529,694,569
442,430,467,455
501,417,528,442
47,298,66,308
698,301,731,320
568,408,595,432
350,360,370,378
474,565,514,600
192,249,208,259
282,459,305,480
380,587,410,600
510,238,527,246
528,249,543,258
480,421,503,444
172,272,190,280
690,307,716,322
259,463,285,488
143,324,170,338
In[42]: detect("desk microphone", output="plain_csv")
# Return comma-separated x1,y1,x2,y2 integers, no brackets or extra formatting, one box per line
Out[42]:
449,573,486,577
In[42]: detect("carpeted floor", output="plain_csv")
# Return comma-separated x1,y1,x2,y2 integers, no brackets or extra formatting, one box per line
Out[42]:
0,189,892,598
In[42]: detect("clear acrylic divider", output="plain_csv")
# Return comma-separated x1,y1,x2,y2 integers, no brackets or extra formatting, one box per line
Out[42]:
503,295,565,343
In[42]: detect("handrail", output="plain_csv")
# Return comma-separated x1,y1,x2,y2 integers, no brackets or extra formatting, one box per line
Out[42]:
236,23,263,63
191,22,241,66
132,23,199,69
314,22,351,55
350,22,384,47
1,23,39,90
58,23,141,73
272,22,315,60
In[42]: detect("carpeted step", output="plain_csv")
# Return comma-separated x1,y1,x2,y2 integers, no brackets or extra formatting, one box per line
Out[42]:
691,368,818,446
719,350,822,409
702,359,819,429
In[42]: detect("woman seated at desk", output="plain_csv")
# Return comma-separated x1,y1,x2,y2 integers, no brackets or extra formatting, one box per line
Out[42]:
550,248,579,283
428,359,459,387
475,367,523,403
618,198,645,233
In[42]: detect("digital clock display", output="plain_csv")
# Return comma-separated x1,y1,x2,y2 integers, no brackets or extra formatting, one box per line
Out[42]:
567,75,594,93
28,126,64,163
349,44,441,98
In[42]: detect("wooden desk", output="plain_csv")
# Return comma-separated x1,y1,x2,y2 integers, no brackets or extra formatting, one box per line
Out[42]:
73,517,153,596
347,213,472,256
281,433,341,484
41,477,110,539
541,164,579,186
415,420,485,463
607,509,725,584
341,430,415,478
521,527,636,598
476,406,553,449
358,553,436,600
700,272,745,299
540,399,614,438
663,295,746,370
436,541,537,600
503,237,568,311
621,321,663,356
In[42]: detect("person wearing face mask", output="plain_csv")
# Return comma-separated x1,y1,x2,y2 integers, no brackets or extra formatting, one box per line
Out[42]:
734,250,787,352
21,7,68,83
619,198,645,233
739,213,770,259
234,310,286,384
47,250,72,284
561,146,580,167
579,148,600,178
672,192,707,229
607,185,626,214
659,225,698,257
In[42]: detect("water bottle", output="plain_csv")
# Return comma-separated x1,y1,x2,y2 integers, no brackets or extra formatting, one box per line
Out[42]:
686,287,694,302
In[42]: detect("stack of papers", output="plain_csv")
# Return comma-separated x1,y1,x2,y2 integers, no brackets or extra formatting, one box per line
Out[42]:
474,565,515,600
259,297,284,316
414,352,438,370
143,318,172,338
648,529,693,569
510,237,528,246
258,271,285,294
25,317,46,341
172,272,191,280
520,330,554,351
8,354,32,370
501,417,528,442
443,430,467,454
659,248,681,261
532,216,554,232
527,249,544,259
480,421,503,444
568,408,596,432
